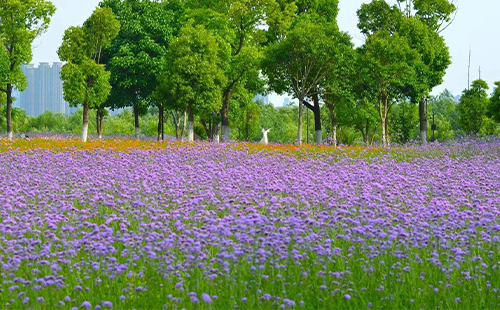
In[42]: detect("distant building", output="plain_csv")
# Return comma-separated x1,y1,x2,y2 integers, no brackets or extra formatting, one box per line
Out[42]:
19,62,76,116
253,94,269,105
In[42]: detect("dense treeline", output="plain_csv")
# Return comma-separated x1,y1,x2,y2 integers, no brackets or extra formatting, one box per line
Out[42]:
1,0,499,144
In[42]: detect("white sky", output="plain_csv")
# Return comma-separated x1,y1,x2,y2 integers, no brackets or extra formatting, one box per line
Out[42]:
32,0,499,103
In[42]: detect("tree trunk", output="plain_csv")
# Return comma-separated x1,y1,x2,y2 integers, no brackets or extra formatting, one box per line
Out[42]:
82,101,89,142
157,105,164,141
378,92,391,148
172,111,180,140
96,108,104,139
96,110,100,138
245,110,250,141
297,96,304,145
221,90,232,142
312,94,322,144
187,105,194,142
181,111,187,141
364,120,370,145
95,108,104,139
201,120,210,140
385,114,390,146
419,95,427,144
133,105,140,139
327,104,337,147
378,94,387,147
6,84,13,140
381,116,387,147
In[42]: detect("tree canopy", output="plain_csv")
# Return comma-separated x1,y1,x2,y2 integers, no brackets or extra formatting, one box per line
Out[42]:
0,0,56,139
57,7,119,141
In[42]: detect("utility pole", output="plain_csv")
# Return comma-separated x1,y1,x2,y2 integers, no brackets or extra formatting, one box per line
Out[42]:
467,47,471,89
479,66,481,80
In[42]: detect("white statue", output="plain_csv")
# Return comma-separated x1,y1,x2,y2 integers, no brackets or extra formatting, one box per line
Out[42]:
260,128,271,145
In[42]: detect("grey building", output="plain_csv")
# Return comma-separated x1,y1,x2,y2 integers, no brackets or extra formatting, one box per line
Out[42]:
253,94,269,105
19,62,76,116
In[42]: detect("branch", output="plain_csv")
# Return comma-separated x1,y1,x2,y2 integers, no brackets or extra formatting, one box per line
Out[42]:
437,9,458,33
234,31,245,56
0,88,6,93
302,99,314,111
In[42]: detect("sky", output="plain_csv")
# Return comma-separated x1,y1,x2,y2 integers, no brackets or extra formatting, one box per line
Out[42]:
32,0,499,105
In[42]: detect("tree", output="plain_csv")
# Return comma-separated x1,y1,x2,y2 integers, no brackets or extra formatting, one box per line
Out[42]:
389,100,419,144
83,7,121,138
156,24,227,142
184,0,267,142
322,34,356,146
100,0,181,139
263,18,337,145
487,82,500,124
338,97,379,145
258,102,298,143
357,0,455,144
358,31,419,147
431,89,460,132
57,7,120,142
458,79,489,135
230,95,260,141
0,0,56,139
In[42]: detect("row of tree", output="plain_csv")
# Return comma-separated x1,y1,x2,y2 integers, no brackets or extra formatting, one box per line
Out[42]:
2,0,499,145
2,83,498,144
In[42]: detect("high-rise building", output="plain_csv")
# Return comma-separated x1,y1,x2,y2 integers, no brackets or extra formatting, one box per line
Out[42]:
19,62,75,116
253,94,269,105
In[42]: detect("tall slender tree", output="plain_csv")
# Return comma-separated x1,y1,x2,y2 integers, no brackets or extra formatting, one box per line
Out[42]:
57,7,120,142
263,18,337,145
357,0,455,144
100,0,181,139
459,79,489,135
0,0,55,139
183,0,268,142
487,82,500,124
358,31,419,147
156,24,228,142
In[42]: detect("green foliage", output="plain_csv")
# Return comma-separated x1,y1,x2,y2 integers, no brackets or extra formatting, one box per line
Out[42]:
401,0,457,31
0,0,56,92
389,101,419,144
59,60,112,109
263,18,337,99
58,7,119,109
258,103,298,143
230,98,260,141
100,0,180,112
479,116,500,136
0,0,56,135
357,0,403,36
29,110,69,132
359,31,419,100
19,108,179,138
358,30,420,146
157,24,227,116
487,82,500,123
429,113,455,141
459,79,490,135
431,89,460,132
0,106,30,132
336,98,379,145
194,122,208,140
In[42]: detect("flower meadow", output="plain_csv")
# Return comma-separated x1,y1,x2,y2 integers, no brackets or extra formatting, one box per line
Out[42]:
1,138,500,309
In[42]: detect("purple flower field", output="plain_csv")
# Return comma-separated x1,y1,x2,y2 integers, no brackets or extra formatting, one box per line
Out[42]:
1,139,500,309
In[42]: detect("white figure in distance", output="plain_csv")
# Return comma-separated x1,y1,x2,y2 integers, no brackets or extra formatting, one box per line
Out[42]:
260,128,271,145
